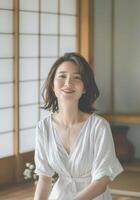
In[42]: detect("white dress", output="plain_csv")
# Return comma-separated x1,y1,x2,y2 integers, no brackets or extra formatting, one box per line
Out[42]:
35,113,123,200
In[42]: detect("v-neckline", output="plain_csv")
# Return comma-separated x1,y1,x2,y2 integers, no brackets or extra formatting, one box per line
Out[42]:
50,113,93,158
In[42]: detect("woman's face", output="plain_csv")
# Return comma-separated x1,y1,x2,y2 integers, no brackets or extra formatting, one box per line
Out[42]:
53,61,85,103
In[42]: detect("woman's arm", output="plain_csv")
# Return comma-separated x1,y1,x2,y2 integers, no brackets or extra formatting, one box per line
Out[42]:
34,175,52,200
73,176,110,200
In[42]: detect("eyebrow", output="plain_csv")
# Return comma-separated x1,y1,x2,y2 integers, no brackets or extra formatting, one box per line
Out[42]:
58,71,81,74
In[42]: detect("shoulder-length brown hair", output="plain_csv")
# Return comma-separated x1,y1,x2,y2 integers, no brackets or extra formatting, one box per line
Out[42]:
41,52,99,113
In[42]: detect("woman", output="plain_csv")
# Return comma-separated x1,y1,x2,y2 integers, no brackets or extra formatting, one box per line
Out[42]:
34,52,123,200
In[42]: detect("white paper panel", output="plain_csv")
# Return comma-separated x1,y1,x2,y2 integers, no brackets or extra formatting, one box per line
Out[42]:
19,128,35,153
0,83,13,107
114,0,140,114
0,108,13,132
20,35,38,57
19,81,38,105
0,0,13,9
94,0,112,113
59,36,76,56
0,35,13,57
41,0,58,13
40,58,56,79
0,133,13,158
19,0,39,11
20,12,39,33
0,10,13,33
0,59,13,82
60,0,76,14
19,105,38,129
19,58,38,81
41,13,58,34
40,80,45,90
41,36,58,57
60,15,76,35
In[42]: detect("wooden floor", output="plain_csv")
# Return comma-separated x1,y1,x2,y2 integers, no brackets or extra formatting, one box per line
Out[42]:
0,182,139,200
0,182,35,200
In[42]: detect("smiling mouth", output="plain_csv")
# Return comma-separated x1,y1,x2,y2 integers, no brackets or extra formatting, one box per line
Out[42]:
61,89,75,93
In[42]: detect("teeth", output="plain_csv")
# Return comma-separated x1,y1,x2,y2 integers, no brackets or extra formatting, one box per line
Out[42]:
62,90,74,93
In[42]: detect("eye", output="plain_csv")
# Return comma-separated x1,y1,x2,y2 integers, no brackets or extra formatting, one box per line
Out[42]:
74,75,82,80
58,74,66,78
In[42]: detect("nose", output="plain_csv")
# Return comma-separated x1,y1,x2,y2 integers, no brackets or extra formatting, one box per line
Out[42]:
65,77,73,86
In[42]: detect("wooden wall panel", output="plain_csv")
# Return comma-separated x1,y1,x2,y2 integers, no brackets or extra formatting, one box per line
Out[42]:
0,151,34,188
0,156,15,188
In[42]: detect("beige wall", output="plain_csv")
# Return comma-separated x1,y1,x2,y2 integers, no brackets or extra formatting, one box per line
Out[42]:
93,0,140,158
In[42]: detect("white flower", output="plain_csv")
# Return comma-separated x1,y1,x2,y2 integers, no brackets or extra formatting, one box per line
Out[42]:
26,163,31,167
23,162,58,184
23,162,37,181
23,169,32,179
29,164,35,170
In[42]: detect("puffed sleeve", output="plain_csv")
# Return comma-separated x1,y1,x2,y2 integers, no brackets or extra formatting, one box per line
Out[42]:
34,121,55,177
91,119,123,181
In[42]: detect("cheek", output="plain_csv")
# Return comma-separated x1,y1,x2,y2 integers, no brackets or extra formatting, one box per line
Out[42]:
78,82,85,91
53,79,63,91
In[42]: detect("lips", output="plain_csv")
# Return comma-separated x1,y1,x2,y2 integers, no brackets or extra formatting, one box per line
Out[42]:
61,88,75,93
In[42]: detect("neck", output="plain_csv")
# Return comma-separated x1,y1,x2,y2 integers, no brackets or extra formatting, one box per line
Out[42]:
54,103,82,127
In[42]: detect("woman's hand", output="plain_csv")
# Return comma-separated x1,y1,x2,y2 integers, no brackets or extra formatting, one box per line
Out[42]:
73,176,111,200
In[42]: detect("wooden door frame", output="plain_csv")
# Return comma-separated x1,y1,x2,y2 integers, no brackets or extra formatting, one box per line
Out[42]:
77,0,92,63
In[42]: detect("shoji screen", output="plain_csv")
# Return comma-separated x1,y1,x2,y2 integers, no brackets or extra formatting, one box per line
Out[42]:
59,0,77,55
40,0,59,120
19,0,39,153
40,0,77,118
0,1,14,158
19,0,77,153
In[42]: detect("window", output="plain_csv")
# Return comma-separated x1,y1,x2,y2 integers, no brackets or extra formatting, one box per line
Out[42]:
0,0,14,158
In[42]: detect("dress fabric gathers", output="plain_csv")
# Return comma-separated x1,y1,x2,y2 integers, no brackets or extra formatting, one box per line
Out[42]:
35,113,123,200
